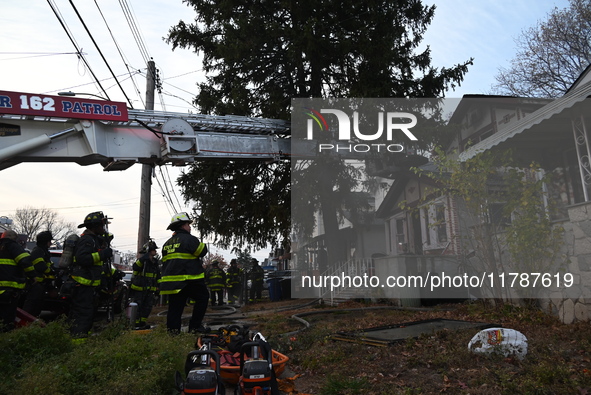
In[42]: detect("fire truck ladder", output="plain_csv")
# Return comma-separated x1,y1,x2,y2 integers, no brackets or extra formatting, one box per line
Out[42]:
0,108,291,171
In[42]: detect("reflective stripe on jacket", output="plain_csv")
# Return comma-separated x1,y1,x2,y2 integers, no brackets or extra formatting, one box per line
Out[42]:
160,229,208,295
250,265,265,284
226,266,242,286
30,245,54,282
71,231,106,287
0,238,37,290
206,267,226,290
131,252,161,292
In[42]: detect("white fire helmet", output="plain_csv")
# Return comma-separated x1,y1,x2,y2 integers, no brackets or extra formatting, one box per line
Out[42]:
167,212,193,230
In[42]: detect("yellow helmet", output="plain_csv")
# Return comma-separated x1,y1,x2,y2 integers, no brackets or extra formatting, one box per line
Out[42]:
167,212,192,230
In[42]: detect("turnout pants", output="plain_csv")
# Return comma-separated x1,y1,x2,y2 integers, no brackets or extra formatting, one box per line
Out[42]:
166,279,209,334
250,282,263,301
69,285,96,337
209,288,223,306
22,282,48,318
0,289,20,332
228,284,241,304
131,289,155,326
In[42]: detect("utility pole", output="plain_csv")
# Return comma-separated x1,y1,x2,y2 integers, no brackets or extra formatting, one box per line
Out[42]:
137,59,155,253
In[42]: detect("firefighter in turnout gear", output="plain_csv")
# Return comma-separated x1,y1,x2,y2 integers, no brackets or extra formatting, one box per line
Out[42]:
130,240,161,329
0,230,39,331
205,260,226,306
68,211,113,337
226,259,242,305
160,212,209,334
22,230,55,317
249,258,265,302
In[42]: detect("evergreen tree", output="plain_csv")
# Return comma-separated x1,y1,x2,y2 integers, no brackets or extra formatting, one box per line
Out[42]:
166,0,472,261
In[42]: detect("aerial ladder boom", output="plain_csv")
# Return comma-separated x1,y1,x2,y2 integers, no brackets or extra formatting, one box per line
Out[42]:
0,90,290,171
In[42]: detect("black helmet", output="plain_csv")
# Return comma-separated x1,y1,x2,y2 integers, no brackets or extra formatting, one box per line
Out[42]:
212,260,219,266
78,211,110,229
140,239,159,253
36,231,53,244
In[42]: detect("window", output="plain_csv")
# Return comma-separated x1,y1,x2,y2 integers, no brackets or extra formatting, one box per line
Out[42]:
421,202,449,249
422,207,431,245
435,204,448,243
386,219,392,253
395,218,408,253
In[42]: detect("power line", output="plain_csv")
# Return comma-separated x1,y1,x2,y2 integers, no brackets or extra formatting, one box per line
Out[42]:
67,0,135,108
0,52,84,62
164,165,184,211
158,166,181,213
163,70,203,80
153,168,178,215
118,0,151,64
93,0,144,108
46,0,110,99
45,69,141,96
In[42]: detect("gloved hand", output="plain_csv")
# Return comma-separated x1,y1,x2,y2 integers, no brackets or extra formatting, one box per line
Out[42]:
100,247,113,260
113,269,124,281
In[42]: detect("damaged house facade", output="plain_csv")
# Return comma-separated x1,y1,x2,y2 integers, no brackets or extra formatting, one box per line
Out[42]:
374,67,591,323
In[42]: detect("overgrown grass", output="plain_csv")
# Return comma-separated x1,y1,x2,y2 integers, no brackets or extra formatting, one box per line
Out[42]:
4,302,591,394
268,302,591,394
0,320,195,395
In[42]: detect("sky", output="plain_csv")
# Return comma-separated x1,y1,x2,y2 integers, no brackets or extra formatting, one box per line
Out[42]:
0,0,570,262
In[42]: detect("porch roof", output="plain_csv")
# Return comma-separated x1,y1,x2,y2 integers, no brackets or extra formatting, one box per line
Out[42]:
459,79,591,161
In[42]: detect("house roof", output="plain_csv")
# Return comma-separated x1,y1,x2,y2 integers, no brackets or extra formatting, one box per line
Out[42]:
459,79,591,161
375,175,409,219
566,62,591,94
375,163,443,219
447,94,519,126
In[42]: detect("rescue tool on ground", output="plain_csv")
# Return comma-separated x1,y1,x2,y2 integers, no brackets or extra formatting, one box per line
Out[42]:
186,325,287,394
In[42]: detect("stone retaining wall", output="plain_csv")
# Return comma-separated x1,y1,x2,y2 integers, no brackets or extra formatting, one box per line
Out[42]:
540,202,591,323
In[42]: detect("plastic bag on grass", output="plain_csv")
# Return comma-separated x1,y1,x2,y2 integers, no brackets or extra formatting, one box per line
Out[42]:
468,328,528,360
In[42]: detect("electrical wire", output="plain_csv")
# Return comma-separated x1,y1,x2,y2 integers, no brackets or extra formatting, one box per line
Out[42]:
155,168,176,213
93,0,145,108
117,0,170,113
117,1,197,113
67,0,135,108
0,52,83,61
163,165,184,212
153,167,178,215
46,0,110,99
47,69,141,96
158,166,182,213
118,0,150,64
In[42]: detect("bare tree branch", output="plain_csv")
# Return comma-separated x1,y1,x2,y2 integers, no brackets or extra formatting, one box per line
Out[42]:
12,206,77,245
493,0,591,98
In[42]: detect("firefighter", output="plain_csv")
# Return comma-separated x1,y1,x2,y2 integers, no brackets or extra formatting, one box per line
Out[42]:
206,260,226,306
130,240,161,329
22,230,55,317
68,211,113,337
226,259,242,305
249,258,265,302
160,212,209,334
0,230,39,331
